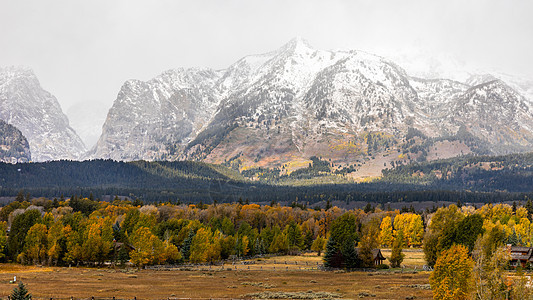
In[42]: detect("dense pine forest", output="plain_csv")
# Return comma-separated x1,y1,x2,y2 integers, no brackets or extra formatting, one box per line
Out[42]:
0,152,532,204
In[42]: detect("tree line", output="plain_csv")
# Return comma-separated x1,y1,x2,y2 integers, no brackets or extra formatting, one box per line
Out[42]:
1,157,532,204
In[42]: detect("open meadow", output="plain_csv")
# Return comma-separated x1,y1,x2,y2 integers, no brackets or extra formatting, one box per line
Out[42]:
0,252,432,300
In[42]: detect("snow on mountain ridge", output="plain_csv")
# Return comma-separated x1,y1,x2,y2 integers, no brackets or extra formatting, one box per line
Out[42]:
92,38,533,165
0,67,86,161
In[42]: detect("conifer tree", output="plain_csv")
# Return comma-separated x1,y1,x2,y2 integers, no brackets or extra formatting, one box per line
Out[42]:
323,238,342,268
11,282,32,300
526,199,533,221
341,240,360,269
181,229,195,261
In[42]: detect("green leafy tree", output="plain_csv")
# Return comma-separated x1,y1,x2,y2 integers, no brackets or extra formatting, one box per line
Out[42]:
0,221,7,261
15,190,25,202
8,209,42,260
329,213,358,243
284,221,303,251
389,230,405,268
268,232,289,254
423,205,464,267
302,228,314,250
20,223,48,264
439,214,484,253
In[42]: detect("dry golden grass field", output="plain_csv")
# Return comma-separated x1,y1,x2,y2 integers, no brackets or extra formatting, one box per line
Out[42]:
0,251,432,300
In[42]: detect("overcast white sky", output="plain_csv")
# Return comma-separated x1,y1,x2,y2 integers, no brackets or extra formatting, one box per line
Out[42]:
1,0,532,113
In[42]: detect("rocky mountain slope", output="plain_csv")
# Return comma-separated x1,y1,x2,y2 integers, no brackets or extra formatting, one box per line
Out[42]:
92,39,533,176
0,67,86,161
0,119,31,163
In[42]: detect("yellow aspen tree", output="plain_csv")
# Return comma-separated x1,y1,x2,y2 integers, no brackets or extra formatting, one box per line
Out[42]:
206,231,222,263
163,240,181,263
81,217,113,263
379,216,393,247
190,227,211,263
129,226,165,267
0,222,7,260
430,244,474,300
407,214,424,247
47,220,64,265
22,223,48,264
63,225,83,264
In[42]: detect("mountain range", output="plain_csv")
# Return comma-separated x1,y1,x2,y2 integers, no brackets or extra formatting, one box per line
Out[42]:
1,39,532,179
0,67,86,162
90,38,533,178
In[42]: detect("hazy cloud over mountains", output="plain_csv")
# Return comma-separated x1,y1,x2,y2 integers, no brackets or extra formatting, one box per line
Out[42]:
1,0,532,115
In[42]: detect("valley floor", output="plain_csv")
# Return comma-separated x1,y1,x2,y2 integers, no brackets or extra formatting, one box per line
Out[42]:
0,253,432,300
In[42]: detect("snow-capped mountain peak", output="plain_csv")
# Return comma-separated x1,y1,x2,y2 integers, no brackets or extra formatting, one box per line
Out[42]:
91,39,533,168
0,66,86,161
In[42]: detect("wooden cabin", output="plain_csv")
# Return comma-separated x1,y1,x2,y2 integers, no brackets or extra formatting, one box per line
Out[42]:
509,245,533,268
355,248,387,266
372,249,386,266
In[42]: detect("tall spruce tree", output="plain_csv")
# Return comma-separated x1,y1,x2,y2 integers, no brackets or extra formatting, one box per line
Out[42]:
11,282,32,300
181,229,195,261
341,240,360,269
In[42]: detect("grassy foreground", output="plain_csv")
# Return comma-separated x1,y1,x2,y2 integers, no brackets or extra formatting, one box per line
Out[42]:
0,253,432,299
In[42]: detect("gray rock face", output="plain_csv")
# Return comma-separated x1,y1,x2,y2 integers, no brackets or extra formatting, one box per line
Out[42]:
0,67,86,161
93,39,533,165
91,68,220,161
0,119,31,163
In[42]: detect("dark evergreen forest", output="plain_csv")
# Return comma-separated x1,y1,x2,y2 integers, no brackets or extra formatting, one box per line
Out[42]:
0,152,531,204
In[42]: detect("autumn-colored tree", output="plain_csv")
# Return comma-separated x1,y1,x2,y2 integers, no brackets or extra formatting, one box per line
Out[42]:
424,205,464,267
379,216,393,247
389,230,405,268
20,223,48,264
429,244,474,300
472,241,511,300
81,217,113,264
190,227,221,263
0,221,7,260
359,217,380,268
47,220,65,265
311,236,326,256
129,226,165,267
163,240,181,263
393,213,423,247
63,225,83,264
509,266,533,299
